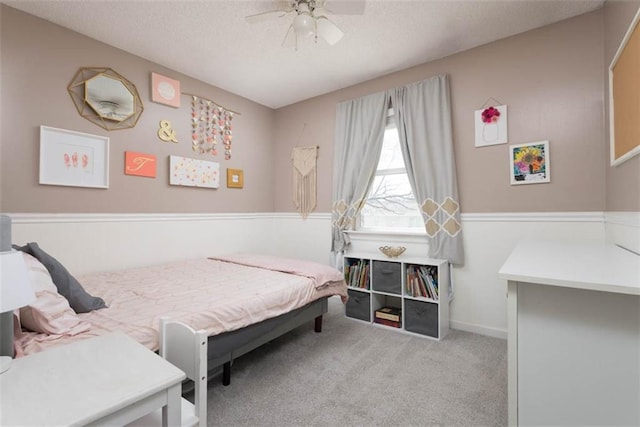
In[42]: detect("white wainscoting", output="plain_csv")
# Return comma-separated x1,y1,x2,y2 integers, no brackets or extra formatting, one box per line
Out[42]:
344,212,606,339
10,213,276,275
450,212,605,339
9,211,607,339
605,211,640,254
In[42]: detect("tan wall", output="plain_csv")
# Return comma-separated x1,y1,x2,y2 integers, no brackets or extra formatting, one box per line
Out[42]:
2,6,625,216
0,6,276,213
604,0,640,212
274,10,606,213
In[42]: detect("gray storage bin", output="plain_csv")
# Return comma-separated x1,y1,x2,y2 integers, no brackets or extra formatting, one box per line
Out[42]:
346,289,370,321
404,299,439,338
372,261,401,294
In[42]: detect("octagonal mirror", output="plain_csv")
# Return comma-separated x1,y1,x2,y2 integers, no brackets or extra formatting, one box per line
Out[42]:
68,67,143,131
85,74,135,122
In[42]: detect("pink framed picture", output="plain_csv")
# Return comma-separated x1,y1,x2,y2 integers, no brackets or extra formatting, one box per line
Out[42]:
151,72,180,108
125,151,157,178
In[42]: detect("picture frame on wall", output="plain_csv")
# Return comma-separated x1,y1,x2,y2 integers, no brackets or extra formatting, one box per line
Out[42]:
474,104,508,147
509,140,550,185
226,168,244,188
169,155,219,188
608,8,640,166
39,125,109,189
151,72,181,108
125,151,157,178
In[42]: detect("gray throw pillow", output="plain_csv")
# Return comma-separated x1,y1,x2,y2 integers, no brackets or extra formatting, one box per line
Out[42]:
13,242,107,313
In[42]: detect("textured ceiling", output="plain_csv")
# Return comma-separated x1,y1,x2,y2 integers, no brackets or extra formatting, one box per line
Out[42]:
4,0,604,109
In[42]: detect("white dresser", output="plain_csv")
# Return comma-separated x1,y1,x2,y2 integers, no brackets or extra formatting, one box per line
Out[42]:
0,331,186,426
499,240,640,426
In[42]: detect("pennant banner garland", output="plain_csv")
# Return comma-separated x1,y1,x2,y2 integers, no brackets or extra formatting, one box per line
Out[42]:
191,96,235,160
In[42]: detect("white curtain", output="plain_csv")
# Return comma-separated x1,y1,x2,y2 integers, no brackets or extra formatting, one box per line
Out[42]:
388,75,464,265
331,91,388,259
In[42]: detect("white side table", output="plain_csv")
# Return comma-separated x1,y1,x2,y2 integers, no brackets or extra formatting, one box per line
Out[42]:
0,331,186,426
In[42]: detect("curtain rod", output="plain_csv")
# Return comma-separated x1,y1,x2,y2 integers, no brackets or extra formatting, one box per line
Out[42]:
181,92,242,116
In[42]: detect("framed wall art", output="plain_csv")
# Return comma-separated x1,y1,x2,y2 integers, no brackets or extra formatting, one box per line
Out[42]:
509,140,550,185
39,126,109,189
125,151,156,178
226,168,244,188
475,104,508,147
169,155,219,188
151,72,181,108
609,8,640,166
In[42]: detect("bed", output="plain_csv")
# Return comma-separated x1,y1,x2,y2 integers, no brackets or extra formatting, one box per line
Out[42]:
13,248,348,385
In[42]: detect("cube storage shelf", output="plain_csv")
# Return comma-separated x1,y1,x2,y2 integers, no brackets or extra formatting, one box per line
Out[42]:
344,253,449,340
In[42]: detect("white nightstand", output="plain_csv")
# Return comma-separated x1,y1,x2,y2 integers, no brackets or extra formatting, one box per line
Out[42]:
0,331,186,426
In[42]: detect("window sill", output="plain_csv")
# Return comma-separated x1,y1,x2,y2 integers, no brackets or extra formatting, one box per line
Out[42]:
344,229,428,243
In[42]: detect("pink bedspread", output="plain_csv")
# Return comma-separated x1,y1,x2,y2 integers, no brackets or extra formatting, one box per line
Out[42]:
15,257,347,356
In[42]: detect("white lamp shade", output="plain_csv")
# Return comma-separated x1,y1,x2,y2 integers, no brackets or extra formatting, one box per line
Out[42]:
0,251,35,313
293,12,315,38
316,17,344,45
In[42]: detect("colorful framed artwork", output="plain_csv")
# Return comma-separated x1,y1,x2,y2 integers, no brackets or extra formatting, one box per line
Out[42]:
39,125,109,189
475,105,508,147
125,151,156,178
151,72,180,108
169,155,219,188
609,8,640,166
509,140,550,185
226,168,244,188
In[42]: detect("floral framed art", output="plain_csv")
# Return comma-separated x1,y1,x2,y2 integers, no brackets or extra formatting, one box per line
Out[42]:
509,140,550,185
39,126,109,189
475,105,508,147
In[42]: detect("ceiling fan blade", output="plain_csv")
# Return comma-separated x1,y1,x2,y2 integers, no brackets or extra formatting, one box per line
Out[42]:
321,0,365,15
282,24,297,49
245,9,290,23
316,16,344,45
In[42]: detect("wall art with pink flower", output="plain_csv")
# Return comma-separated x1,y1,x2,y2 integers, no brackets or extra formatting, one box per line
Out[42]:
509,140,550,185
169,155,219,189
474,104,508,147
39,126,109,189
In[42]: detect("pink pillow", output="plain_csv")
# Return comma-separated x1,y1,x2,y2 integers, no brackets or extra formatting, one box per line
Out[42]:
19,253,91,335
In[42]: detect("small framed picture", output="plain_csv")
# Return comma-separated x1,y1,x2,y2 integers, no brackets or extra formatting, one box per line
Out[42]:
169,155,219,189
475,105,508,147
151,72,180,108
227,168,244,188
125,151,157,178
39,126,109,189
509,140,550,185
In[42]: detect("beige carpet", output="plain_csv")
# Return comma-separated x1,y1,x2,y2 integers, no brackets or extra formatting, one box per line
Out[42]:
205,296,507,426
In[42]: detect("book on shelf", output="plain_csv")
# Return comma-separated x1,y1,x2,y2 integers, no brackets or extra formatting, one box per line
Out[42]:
374,317,402,328
406,265,439,300
346,259,369,289
375,306,401,322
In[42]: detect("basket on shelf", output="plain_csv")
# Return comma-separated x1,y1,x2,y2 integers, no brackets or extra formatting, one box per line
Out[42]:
378,245,406,258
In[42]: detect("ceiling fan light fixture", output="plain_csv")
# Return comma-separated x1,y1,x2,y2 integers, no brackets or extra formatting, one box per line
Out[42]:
293,12,315,38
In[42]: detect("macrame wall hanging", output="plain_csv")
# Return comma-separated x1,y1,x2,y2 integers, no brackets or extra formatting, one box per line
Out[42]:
292,145,318,219
187,93,238,160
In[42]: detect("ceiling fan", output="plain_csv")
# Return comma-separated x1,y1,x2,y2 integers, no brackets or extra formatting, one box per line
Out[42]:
246,0,366,49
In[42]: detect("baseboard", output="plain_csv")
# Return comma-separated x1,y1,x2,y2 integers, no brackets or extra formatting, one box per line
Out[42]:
450,320,507,340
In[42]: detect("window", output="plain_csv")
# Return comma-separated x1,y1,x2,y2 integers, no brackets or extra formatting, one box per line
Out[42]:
359,112,423,231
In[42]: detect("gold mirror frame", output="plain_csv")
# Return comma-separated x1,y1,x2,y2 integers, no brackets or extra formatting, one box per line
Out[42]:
68,67,143,131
